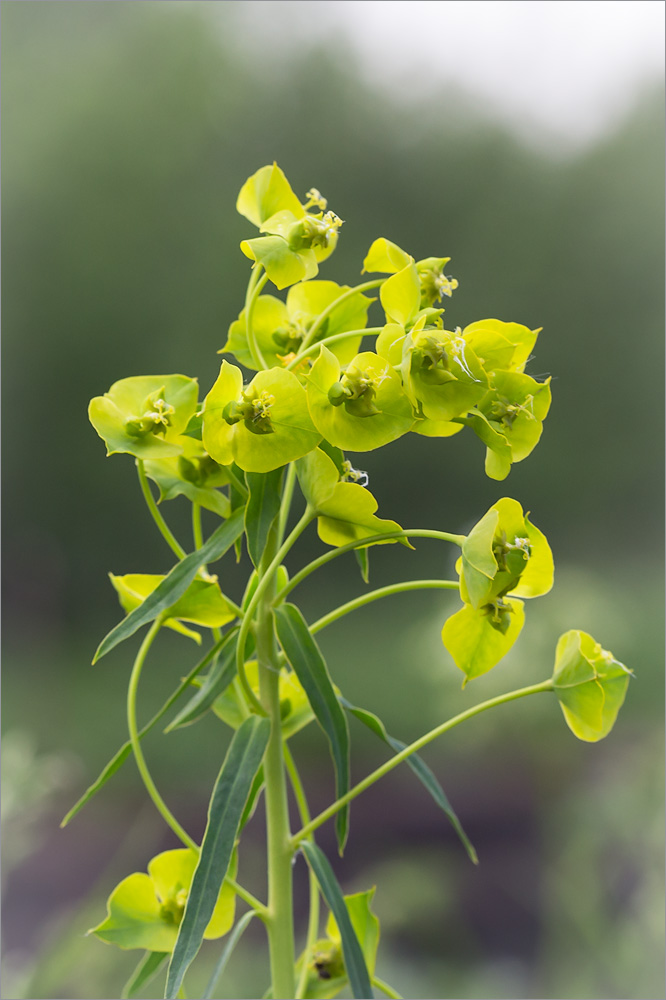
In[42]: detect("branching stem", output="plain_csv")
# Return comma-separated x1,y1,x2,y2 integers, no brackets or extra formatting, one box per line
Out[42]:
310,579,460,635
298,278,384,353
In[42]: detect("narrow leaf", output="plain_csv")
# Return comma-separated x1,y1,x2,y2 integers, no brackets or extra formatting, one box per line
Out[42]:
274,604,350,853
340,698,477,865
165,716,270,999
94,507,245,662
202,911,255,1000
239,767,264,831
245,468,283,568
121,950,168,999
354,547,370,584
166,629,239,731
301,842,373,1000
61,640,225,826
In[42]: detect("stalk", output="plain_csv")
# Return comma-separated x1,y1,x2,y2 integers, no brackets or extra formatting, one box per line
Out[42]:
257,534,296,999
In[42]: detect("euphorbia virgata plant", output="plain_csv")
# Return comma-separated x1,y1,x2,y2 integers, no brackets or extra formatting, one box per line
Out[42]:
64,164,632,1000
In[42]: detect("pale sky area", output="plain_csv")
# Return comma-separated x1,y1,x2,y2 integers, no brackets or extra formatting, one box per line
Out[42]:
226,0,664,151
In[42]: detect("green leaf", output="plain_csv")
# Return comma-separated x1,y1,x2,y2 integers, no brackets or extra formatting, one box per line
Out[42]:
362,237,412,275
210,658,313,738
274,604,350,853
109,574,236,643
354,547,370,584
240,235,318,290
236,163,304,229
301,842,374,1000
379,262,420,327
165,717,270,998
463,319,538,375
552,630,631,742
340,698,477,864
202,911,256,1000
239,766,264,831
441,598,525,684
143,437,230,518
166,629,239,731
62,640,225,826
245,468,284,568
93,507,245,662
121,950,168,999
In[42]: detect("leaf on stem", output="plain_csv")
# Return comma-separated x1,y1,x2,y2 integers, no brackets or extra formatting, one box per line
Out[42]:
166,629,239,731
340,698,477,864
165,716,270,999
245,468,284,568
202,911,256,1000
274,604,350,853
301,842,374,1000
93,507,245,662
121,950,168,999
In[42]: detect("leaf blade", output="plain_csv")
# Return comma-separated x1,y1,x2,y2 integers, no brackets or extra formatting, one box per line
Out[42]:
274,604,350,853
340,698,477,864
121,951,168,999
245,469,284,568
164,716,270,999
165,629,239,731
94,507,245,662
301,842,374,1000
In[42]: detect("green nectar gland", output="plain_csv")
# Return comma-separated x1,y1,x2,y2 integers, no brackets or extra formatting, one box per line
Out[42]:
124,387,176,438
327,364,384,417
288,210,343,253
160,886,188,926
416,258,459,307
223,389,275,436
488,392,536,430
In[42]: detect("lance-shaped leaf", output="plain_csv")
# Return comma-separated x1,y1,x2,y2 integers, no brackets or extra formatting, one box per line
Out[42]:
274,604,350,852
459,497,553,609
121,950,168,999
203,362,321,473
143,437,230,518
301,842,374,1000
89,848,237,953
307,347,413,452
89,375,199,460
441,598,525,684
202,911,256,1000
552,630,631,742
340,698,477,864
109,574,236,646
245,468,283,568
463,319,539,375
296,449,404,549
166,629,239,732
165,716,270,998
93,507,245,662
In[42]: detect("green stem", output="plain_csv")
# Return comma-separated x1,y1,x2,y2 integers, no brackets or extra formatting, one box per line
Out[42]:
257,538,296,999
127,617,198,851
192,502,204,552
126,621,268,918
277,463,297,546
276,528,465,604
236,507,314,715
310,579,460,635
285,327,383,371
372,976,403,999
284,745,320,1000
137,460,187,560
292,680,554,845
298,278,384,353
245,266,270,370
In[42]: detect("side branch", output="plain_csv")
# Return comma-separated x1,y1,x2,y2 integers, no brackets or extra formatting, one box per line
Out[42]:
309,579,460,635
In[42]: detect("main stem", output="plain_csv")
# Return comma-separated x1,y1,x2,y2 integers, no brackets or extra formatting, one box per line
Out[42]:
257,534,296,999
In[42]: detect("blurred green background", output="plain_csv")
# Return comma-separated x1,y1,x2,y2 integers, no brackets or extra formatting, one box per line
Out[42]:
2,3,663,999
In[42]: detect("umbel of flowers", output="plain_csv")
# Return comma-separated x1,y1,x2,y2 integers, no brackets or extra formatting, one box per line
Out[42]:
80,163,631,1000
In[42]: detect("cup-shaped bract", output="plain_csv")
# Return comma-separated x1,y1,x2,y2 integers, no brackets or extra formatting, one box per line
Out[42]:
464,370,552,480
460,497,553,609
223,281,372,371
402,324,489,422
143,436,230,518
236,163,304,229
307,346,414,452
552,630,631,742
88,375,199,460
296,448,403,547
202,361,321,473
463,319,539,376
109,573,237,643
89,849,236,951
442,597,525,684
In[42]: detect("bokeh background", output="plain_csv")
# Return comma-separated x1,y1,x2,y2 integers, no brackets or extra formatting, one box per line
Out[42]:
2,2,664,998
